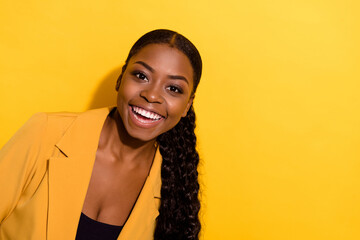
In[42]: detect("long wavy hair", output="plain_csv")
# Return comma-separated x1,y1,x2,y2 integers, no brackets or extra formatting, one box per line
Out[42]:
117,29,202,240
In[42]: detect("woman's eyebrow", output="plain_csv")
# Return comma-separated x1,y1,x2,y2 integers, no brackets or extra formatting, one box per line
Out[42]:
168,75,189,85
134,61,154,72
134,61,189,85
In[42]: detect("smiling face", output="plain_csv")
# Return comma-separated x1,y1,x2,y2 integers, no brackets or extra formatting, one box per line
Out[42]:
116,44,194,142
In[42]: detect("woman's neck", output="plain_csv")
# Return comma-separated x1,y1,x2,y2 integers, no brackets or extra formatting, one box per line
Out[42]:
97,108,157,167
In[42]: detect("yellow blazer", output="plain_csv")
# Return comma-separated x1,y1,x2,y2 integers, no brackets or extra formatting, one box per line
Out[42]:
0,107,162,240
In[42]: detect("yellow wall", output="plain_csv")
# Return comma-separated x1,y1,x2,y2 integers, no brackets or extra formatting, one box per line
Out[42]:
1,0,359,239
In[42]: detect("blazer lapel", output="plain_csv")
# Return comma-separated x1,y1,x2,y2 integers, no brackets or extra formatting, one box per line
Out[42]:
47,107,111,239
118,148,162,240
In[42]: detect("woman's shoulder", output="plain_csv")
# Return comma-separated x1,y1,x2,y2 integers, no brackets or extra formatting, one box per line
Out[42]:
44,106,114,119
39,106,115,129
6,107,114,149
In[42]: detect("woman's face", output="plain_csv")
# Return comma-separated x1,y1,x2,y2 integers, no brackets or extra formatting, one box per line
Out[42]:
116,44,194,142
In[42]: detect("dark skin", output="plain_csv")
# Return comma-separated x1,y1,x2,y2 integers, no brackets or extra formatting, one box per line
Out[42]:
81,44,194,226
81,111,156,226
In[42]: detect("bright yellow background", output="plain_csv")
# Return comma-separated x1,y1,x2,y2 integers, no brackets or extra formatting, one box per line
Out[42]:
1,0,359,239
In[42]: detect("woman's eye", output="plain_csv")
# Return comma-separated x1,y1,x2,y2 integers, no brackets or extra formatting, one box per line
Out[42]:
167,85,183,94
135,72,148,81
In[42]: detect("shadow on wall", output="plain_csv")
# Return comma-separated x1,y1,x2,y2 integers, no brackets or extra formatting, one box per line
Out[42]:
87,66,123,110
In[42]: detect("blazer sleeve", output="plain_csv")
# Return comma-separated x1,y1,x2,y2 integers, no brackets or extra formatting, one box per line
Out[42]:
0,113,48,222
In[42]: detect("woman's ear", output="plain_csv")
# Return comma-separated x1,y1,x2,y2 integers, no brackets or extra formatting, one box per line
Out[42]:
182,96,194,117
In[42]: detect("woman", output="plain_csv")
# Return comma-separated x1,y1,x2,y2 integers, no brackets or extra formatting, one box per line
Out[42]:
0,29,202,240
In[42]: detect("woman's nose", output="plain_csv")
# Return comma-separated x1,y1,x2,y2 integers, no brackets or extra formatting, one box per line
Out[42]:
140,85,164,104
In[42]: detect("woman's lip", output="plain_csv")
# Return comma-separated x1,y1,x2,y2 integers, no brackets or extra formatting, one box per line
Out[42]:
129,104,165,118
128,105,164,129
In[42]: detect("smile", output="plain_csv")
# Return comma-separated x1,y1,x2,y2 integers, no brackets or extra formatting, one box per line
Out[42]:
129,105,164,127
131,105,163,120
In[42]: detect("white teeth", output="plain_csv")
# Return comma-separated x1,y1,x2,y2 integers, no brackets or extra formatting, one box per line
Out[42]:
132,106,162,120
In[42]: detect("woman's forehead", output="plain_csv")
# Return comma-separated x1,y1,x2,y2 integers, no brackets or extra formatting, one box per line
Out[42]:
128,44,194,81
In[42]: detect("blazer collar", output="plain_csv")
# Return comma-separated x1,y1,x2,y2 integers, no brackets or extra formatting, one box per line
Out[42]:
118,148,162,240
48,107,112,239
55,107,113,157
47,107,162,240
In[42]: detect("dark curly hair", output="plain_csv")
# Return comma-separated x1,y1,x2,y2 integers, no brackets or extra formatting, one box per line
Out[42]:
117,29,202,240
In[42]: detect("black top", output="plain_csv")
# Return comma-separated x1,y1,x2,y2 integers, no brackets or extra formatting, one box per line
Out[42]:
75,212,123,240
